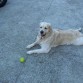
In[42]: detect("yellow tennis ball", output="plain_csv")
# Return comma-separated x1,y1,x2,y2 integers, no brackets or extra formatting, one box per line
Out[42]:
19,57,25,63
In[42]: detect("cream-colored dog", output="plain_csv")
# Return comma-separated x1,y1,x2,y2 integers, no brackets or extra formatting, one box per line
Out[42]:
26,22,83,54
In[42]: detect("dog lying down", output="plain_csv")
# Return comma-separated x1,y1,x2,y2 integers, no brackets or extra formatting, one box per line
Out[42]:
26,22,83,54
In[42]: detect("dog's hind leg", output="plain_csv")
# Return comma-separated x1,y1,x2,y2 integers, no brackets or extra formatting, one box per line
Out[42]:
72,37,83,45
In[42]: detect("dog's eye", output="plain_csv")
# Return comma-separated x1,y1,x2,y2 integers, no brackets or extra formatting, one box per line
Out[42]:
40,27,42,28
45,27,47,29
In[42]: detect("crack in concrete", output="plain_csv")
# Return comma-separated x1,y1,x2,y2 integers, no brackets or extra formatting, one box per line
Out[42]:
15,0,54,83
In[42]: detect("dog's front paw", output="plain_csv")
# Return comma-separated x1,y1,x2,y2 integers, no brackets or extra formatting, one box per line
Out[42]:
27,51,33,54
26,45,32,49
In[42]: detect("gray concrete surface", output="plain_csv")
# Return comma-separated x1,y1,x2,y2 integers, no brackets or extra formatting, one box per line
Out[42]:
0,0,83,83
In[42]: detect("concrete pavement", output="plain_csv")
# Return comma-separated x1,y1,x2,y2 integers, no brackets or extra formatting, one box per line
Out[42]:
0,0,83,83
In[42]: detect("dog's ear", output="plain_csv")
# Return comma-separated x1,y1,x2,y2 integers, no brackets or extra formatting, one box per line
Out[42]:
47,23,53,33
47,23,51,28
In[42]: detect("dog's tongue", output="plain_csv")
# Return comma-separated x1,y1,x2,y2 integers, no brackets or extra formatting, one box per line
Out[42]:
41,33,46,37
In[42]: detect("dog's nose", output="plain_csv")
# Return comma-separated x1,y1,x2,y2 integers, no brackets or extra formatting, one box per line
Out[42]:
40,30,44,34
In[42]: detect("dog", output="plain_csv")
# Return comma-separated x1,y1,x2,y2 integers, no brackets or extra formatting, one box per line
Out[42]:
26,22,83,54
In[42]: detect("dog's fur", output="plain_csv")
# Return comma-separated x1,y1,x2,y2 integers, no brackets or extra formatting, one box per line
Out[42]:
26,22,83,54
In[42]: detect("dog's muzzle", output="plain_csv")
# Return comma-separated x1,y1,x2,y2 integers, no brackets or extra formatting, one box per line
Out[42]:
40,30,46,37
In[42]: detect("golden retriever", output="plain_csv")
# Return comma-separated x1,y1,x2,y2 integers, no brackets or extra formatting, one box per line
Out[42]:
26,22,83,54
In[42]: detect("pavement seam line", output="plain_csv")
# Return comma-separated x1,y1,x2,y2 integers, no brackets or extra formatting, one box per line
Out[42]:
15,62,27,83
15,0,54,83
42,0,54,21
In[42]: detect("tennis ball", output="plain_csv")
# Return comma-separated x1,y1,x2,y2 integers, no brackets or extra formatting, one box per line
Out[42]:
19,57,25,63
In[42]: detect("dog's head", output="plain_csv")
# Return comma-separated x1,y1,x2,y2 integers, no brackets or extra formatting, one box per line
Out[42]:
39,22,53,38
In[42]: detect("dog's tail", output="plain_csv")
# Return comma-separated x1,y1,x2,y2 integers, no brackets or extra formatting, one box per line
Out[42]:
76,28,82,32
75,28,83,37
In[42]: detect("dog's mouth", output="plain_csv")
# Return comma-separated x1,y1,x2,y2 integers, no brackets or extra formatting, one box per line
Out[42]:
39,31,46,38
41,33,46,37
